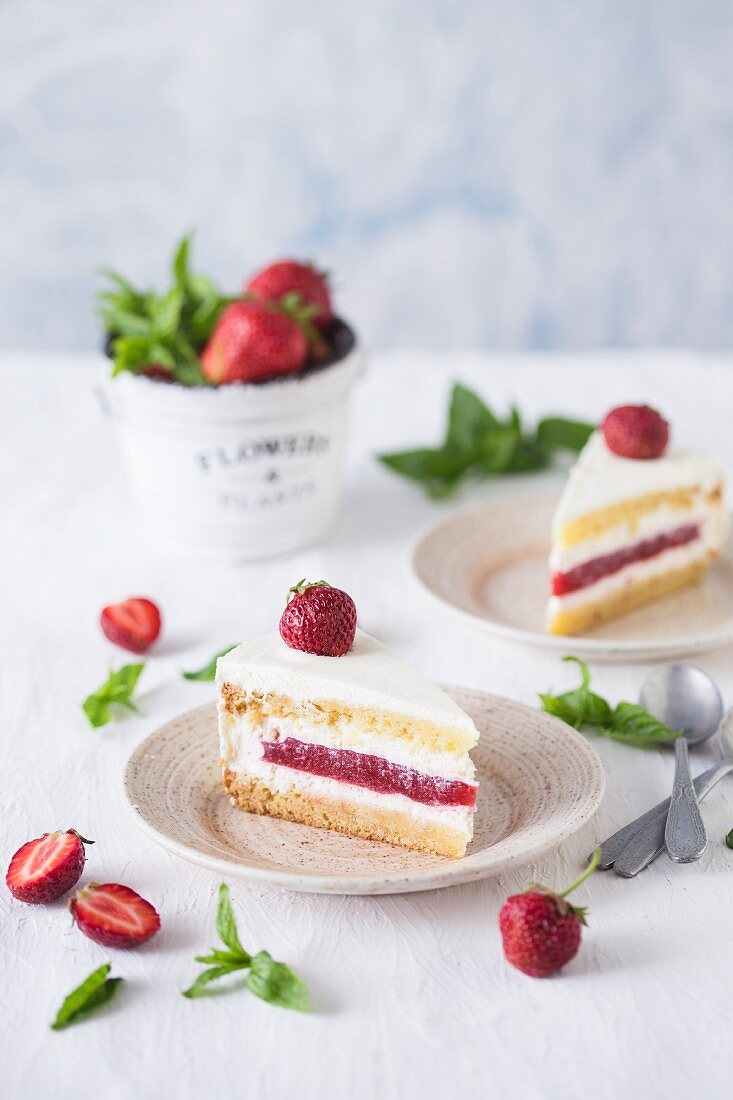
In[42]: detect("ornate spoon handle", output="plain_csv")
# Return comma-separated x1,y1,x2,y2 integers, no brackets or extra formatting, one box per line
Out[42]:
664,738,708,863
596,762,732,875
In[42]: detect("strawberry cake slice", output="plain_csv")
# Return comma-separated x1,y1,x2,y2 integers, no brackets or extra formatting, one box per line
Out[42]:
546,405,727,635
217,583,479,858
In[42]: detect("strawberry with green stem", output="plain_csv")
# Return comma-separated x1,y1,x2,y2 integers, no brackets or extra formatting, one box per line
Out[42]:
499,849,600,977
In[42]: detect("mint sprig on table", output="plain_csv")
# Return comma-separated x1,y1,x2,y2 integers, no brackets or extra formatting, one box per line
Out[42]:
51,963,123,1031
541,657,681,746
97,234,236,386
82,663,145,728
379,383,594,499
183,884,309,1011
182,645,238,682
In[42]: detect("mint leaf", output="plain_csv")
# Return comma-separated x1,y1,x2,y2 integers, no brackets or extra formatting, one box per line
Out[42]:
536,417,595,452
379,383,595,499
446,383,498,454
182,646,237,682
183,965,246,1000
51,964,123,1030
183,883,308,1010
541,656,679,746
82,663,145,729
603,702,681,745
726,828,733,850
215,884,248,957
246,951,309,1012
97,233,233,387
540,656,612,729
378,449,469,499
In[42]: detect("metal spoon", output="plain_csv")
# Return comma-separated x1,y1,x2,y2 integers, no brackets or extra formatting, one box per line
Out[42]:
640,664,723,862
599,707,733,876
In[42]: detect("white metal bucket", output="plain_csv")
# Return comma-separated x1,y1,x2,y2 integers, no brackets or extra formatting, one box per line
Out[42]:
106,343,363,562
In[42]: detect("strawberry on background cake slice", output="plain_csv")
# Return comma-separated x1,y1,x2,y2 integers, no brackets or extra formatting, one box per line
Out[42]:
216,582,479,858
546,404,727,636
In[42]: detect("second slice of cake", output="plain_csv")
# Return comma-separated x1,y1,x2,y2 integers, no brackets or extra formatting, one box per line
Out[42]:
217,629,479,858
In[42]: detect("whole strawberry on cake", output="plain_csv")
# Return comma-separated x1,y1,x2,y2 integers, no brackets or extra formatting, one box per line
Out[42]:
546,404,727,635
216,582,480,858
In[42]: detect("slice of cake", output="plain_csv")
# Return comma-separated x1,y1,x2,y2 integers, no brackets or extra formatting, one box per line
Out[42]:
216,582,479,857
546,404,727,636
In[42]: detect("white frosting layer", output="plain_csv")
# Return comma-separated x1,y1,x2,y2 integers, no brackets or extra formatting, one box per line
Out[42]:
217,629,479,738
553,431,725,529
222,730,474,837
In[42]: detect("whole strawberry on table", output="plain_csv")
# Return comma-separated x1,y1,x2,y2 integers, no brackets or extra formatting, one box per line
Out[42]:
97,236,354,387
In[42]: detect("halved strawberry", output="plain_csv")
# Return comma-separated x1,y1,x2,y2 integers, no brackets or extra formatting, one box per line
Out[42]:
100,597,162,654
69,883,161,948
6,830,91,904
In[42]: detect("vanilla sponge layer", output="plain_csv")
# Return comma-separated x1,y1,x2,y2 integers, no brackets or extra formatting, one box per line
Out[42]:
219,683,478,757
546,557,710,636
223,770,471,858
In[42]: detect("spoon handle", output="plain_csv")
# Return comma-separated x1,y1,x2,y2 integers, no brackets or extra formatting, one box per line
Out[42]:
596,762,732,875
665,738,708,863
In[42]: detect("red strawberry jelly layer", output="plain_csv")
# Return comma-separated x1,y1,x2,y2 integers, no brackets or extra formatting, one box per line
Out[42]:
261,737,477,808
552,523,700,597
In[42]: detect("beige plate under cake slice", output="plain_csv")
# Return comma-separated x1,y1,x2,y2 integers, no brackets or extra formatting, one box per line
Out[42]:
123,692,604,896
411,491,733,663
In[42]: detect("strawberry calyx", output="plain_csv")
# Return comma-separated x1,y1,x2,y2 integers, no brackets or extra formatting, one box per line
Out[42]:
286,578,331,604
525,848,600,926
277,292,329,359
69,830,94,846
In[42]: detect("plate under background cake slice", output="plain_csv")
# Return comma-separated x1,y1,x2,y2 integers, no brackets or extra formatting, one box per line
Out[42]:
216,630,479,858
546,425,727,637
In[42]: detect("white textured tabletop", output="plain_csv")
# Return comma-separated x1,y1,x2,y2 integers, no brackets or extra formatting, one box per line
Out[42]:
2,350,733,1100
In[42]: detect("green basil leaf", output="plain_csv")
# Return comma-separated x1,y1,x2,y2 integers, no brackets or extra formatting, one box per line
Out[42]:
245,951,309,1012
182,646,238,682
51,964,123,1030
725,828,733,850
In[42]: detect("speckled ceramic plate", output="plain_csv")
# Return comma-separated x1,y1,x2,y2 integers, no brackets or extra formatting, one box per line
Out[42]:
411,492,733,662
123,691,604,895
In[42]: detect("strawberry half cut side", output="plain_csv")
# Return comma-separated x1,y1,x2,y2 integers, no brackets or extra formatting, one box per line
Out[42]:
6,830,92,904
69,883,161,948
100,597,162,654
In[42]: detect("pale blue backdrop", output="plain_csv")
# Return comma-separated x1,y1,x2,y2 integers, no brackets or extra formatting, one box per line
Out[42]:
2,0,733,350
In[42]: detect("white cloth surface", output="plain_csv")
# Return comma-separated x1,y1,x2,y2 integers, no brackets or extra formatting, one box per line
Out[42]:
1,349,733,1100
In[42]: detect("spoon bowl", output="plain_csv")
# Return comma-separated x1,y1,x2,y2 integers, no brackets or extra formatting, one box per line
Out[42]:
640,663,724,745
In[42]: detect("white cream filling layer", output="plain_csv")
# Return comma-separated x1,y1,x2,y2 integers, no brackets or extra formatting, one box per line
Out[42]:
550,503,723,573
219,710,477,784
222,728,475,835
547,524,721,615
